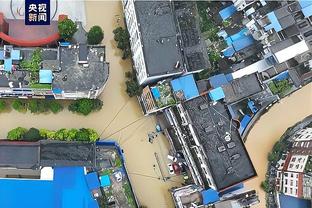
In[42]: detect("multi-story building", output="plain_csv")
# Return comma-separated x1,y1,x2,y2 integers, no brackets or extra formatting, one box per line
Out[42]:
0,13,109,99
122,0,210,85
276,127,312,199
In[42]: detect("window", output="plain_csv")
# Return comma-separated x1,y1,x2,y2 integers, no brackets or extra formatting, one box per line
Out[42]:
290,188,293,193
285,173,288,177
285,180,288,185
291,173,294,178
285,187,288,193
290,180,293,186
291,157,296,162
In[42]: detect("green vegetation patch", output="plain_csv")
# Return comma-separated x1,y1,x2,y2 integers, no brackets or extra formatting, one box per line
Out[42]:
68,98,103,116
125,71,142,97
268,79,293,97
123,182,136,208
113,27,131,59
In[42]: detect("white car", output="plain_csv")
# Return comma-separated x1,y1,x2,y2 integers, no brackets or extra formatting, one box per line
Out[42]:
167,163,174,175
114,171,122,182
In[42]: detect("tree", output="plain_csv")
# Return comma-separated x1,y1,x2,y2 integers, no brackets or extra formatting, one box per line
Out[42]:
68,99,103,116
7,127,27,140
125,71,142,97
48,101,63,114
0,100,7,112
67,128,78,141
113,27,131,59
87,128,99,142
58,18,77,41
55,128,68,141
76,128,90,141
261,180,271,193
12,100,27,112
23,128,42,141
87,25,104,45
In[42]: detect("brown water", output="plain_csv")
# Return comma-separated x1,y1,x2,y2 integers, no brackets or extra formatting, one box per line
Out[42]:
245,83,312,208
0,1,310,208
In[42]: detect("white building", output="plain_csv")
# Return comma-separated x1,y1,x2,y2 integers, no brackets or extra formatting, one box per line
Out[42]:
122,0,210,85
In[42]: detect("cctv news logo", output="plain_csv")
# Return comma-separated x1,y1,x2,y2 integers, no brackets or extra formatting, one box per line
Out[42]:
25,0,50,25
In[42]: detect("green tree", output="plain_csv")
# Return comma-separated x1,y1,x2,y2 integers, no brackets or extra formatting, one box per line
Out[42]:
0,100,7,112
46,130,56,140
67,128,78,141
87,128,99,142
55,128,68,141
261,179,271,193
87,25,104,45
113,27,131,59
75,128,90,141
125,71,142,97
58,18,77,41
39,128,50,139
12,100,27,112
48,101,63,114
23,128,42,141
68,99,103,116
7,127,27,140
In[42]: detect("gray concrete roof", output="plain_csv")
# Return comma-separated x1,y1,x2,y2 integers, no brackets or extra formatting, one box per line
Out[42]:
53,45,109,93
134,1,184,76
183,99,256,190
222,74,262,104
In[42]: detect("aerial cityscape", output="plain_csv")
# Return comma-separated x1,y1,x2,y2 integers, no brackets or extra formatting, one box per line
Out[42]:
0,0,311,208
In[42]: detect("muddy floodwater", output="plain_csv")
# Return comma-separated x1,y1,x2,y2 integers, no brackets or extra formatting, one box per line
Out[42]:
0,1,311,208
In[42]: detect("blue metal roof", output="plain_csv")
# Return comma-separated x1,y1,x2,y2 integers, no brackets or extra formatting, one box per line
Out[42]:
264,12,282,32
219,183,244,196
151,87,161,99
39,69,53,84
248,100,258,114
275,71,289,81
86,172,100,191
232,35,255,52
223,46,235,57
170,74,199,100
209,74,229,88
279,194,311,208
239,115,252,134
219,4,237,20
100,175,111,187
301,4,312,17
299,0,312,9
201,189,220,205
0,167,99,208
209,87,225,101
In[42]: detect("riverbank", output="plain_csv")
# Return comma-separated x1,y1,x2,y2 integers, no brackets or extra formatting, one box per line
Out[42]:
245,83,312,208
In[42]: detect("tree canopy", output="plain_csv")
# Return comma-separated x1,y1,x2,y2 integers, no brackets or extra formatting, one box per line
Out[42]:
87,26,104,45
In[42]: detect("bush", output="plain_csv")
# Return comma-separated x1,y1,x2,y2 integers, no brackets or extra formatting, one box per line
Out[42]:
0,100,7,112
12,100,27,112
87,128,99,142
23,128,42,141
68,98,103,115
7,127,27,140
58,18,77,41
48,101,63,114
87,25,104,45
55,128,68,141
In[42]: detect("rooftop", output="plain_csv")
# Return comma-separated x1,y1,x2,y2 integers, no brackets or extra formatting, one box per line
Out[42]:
183,98,256,190
0,167,99,208
0,141,96,169
222,73,262,104
134,1,184,76
53,45,109,93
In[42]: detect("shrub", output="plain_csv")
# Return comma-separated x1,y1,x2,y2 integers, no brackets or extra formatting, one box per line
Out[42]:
48,101,63,114
12,100,27,112
87,25,104,45
0,100,7,112
68,98,103,115
58,18,77,41
7,127,27,140
27,100,48,113
23,128,42,141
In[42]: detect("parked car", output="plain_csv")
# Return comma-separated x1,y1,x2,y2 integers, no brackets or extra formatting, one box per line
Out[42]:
167,163,174,175
114,171,122,182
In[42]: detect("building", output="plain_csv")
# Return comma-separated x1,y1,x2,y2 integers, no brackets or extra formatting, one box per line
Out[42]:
122,0,210,85
276,127,312,200
163,96,257,192
0,13,109,99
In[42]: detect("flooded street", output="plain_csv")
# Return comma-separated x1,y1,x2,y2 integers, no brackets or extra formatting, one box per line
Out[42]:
245,83,312,208
0,1,310,208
